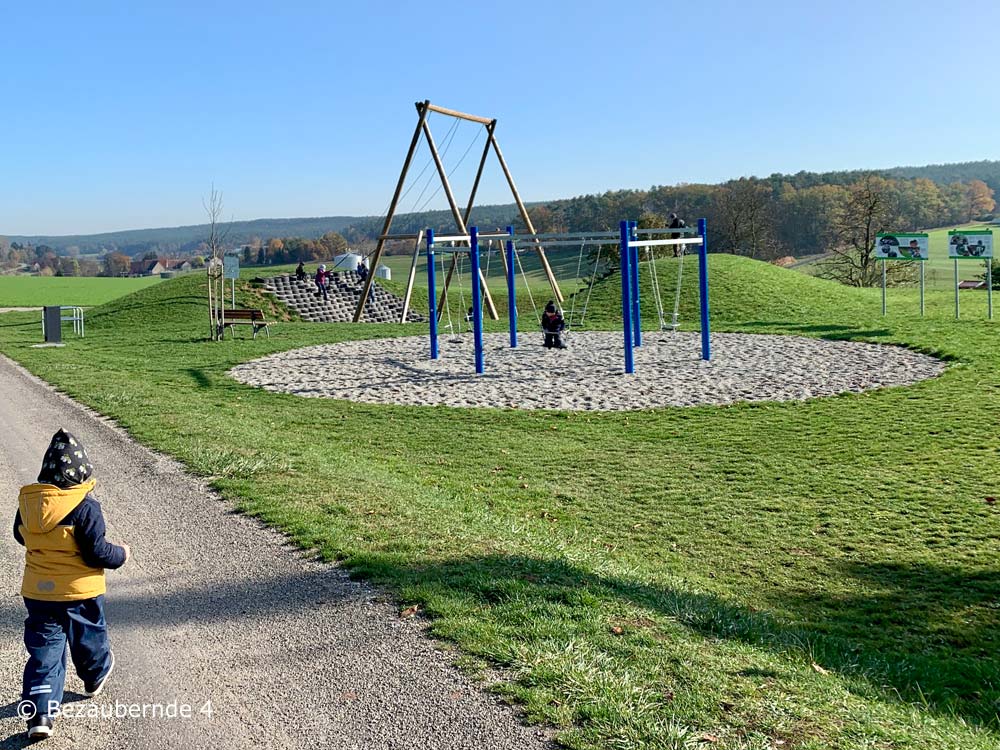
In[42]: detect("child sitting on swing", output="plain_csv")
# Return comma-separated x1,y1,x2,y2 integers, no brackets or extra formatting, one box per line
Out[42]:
542,301,567,349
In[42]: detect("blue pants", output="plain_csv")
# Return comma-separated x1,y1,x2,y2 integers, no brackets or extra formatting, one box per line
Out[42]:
22,595,112,718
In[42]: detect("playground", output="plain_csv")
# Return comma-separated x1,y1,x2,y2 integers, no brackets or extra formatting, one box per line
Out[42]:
1,101,998,750
230,331,944,410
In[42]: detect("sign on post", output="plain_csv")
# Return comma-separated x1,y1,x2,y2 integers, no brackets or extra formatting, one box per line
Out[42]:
948,230,993,259
875,233,929,261
223,252,241,312
949,230,993,319
223,253,241,280
875,233,928,316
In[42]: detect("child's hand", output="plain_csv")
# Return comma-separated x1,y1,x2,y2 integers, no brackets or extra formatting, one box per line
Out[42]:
121,544,131,563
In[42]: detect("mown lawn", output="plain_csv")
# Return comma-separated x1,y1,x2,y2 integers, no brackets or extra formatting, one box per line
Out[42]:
0,257,997,749
0,275,164,307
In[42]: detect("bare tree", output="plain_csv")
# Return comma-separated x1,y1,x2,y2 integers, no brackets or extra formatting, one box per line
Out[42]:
820,175,913,287
715,178,781,259
204,185,230,340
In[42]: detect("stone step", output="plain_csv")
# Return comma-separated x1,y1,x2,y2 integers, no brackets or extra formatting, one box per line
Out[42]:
263,274,424,324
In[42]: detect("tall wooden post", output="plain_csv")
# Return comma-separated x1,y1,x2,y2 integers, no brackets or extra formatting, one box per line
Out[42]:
353,101,432,322
421,116,499,320
399,230,424,323
490,134,563,303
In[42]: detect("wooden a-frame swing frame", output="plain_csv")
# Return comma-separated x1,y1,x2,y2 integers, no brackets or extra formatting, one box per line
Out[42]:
353,100,564,323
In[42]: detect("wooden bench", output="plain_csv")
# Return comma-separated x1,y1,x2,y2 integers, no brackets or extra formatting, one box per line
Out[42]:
220,309,271,339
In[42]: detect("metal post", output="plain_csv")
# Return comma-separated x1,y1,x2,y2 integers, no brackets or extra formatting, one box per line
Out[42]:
919,261,925,317
505,225,517,348
881,260,887,316
232,278,236,310
629,220,641,347
400,230,424,323
470,227,485,374
988,259,994,320
955,259,960,319
697,218,711,361
619,221,635,374
427,230,439,359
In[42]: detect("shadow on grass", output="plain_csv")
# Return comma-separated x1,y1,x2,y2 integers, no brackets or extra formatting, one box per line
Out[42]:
20,550,993,735
349,553,1000,731
740,321,893,338
0,319,39,330
185,368,213,388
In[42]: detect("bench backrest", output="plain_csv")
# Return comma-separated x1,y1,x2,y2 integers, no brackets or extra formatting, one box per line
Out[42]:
223,309,266,322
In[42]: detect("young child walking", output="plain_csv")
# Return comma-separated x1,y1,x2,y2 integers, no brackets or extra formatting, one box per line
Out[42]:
14,429,130,739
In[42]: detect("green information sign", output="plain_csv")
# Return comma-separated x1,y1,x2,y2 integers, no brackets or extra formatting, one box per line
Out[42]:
874,233,928,261
948,229,993,259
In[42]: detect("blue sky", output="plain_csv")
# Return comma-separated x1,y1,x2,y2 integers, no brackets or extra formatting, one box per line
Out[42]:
4,0,999,236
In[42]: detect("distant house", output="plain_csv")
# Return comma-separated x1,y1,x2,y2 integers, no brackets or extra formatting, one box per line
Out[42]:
163,258,192,273
130,260,166,276
958,279,987,290
130,258,192,276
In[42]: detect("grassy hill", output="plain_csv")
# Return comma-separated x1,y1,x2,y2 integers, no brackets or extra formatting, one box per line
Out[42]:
0,260,997,749
0,275,163,307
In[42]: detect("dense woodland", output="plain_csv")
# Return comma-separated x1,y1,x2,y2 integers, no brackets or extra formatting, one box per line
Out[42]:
2,160,998,285
342,166,997,264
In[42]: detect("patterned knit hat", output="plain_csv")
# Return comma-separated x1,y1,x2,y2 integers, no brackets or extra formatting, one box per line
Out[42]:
37,429,94,489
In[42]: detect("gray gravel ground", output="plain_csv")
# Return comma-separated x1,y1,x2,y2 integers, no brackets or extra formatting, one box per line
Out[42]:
0,355,551,749
230,331,947,411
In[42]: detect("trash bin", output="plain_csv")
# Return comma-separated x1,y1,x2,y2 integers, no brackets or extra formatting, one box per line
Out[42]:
43,306,62,344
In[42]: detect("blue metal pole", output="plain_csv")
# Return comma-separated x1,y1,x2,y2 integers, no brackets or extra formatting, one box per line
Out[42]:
470,226,485,374
619,220,635,374
629,220,641,347
426,230,439,360
505,225,517,348
697,218,711,361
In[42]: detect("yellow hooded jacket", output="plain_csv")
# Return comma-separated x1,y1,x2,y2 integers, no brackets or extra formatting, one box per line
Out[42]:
17,479,107,601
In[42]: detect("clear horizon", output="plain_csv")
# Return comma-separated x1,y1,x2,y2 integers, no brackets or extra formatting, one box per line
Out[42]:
4,0,999,236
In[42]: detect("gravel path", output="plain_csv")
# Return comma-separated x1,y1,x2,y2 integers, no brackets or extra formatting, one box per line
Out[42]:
229,331,946,411
0,355,551,749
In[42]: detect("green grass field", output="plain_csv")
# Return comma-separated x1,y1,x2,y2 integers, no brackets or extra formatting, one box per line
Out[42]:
0,275,163,307
0,259,997,749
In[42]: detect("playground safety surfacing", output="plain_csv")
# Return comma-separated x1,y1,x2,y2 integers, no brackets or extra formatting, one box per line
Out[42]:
229,332,945,412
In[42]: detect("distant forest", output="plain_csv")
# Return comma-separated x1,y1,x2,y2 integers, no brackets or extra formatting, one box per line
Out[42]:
342,160,1000,263
4,216,366,258
4,160,1000,267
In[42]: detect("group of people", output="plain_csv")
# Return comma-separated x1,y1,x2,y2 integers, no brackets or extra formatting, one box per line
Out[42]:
294,259,369,302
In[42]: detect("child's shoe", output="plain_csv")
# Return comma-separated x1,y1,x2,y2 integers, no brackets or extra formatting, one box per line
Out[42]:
27,714,54,739
84,651,115,697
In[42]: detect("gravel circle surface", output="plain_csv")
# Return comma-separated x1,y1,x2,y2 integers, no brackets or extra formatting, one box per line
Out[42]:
229,331,946,411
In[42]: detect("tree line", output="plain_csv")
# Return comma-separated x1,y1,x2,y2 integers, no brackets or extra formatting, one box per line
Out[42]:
243,232,349,266
529,174,995,285
338,166,997,286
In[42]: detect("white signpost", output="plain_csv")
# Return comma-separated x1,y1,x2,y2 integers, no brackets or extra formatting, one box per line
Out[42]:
223,252,240,309
874,233,928,316
948,230,993,319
